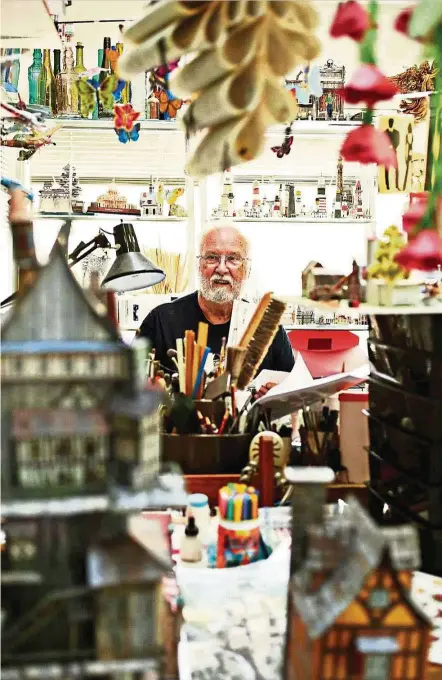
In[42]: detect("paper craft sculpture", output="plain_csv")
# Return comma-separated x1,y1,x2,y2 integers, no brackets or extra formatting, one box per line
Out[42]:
118,0,320,177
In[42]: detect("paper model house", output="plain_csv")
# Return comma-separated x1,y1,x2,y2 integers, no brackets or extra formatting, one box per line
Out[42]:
284,468,431,680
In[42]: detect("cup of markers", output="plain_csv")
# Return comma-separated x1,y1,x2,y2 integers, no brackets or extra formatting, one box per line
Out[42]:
217,483,261,568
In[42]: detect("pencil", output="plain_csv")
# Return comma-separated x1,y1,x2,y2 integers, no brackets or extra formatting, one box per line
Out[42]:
176,338,185,394
192,346,211,399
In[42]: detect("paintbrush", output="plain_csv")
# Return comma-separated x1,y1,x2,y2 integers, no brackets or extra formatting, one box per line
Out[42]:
224,346,246,385
237,294,287,390
184,330,195,396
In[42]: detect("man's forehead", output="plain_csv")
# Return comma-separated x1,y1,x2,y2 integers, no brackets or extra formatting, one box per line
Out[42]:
200,227,247,253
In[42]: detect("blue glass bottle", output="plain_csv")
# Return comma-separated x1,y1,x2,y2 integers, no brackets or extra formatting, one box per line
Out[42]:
91,49,103,120
28,49,43,105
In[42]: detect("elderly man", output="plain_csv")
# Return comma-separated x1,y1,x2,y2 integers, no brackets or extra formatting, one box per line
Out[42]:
139,225,295,375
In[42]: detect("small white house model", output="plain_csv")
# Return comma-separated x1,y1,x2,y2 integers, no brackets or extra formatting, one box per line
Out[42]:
140,186,159,217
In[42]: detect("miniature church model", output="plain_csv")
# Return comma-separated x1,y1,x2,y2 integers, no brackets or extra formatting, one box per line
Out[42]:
284,468,431,680
140,182,159,217
1,217,185,678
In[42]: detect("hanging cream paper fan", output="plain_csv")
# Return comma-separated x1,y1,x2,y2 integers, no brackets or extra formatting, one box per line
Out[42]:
118,0,320,177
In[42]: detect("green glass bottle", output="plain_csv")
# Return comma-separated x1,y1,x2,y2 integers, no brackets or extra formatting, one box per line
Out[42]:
55,36,80,118
98,37,113,118
38,49,56,113
53,49,61,116
91,49,103,120
74,42,86,77
28,49,43,105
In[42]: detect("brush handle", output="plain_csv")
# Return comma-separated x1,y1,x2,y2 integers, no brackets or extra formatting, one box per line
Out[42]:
238,292,271,348
192,346,211,399
176,338,185,394
185,330,195,396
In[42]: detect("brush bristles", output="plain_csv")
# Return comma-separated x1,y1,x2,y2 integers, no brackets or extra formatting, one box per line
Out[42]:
237,297,286,390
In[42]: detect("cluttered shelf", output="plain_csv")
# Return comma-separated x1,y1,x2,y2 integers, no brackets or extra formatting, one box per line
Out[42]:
290,296,442,315
34,212,187,222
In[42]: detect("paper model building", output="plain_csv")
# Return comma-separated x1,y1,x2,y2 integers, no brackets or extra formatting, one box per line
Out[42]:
284,468,431,680
88,182,141,216
1,222,186,678
140,183,159,217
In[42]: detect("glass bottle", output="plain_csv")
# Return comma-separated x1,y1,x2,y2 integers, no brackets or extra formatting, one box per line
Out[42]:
38,49,56,114
10,49,21,89
55,37,80,118
91,49,103,121
53,49,61,115
74,42,86,77
116,42,131,104
28,49,43,105
98,37,113,118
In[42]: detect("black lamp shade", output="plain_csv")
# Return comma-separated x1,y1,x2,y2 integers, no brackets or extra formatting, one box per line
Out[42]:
101,223,165,292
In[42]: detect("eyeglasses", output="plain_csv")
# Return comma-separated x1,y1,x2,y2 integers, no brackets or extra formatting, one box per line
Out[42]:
198,254,248,269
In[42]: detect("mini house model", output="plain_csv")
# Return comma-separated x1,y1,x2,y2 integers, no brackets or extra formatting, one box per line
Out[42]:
140,184,159,217
1,222,186,677
284,468,431,680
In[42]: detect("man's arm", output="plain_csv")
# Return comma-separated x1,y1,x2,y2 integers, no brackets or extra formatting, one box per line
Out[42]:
271,326,295,372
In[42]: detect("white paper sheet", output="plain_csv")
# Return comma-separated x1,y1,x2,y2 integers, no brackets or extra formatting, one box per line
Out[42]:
253,359,369,418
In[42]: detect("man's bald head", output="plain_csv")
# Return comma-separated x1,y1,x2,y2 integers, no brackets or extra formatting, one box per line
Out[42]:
199,224,250,259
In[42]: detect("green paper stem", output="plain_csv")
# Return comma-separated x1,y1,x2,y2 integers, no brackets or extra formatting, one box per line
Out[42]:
417,24,442,231
363,108,374,125
359,0,379,122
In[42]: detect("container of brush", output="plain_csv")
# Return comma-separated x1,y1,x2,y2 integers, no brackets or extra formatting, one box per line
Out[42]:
297,407,341,475
161,433,252,474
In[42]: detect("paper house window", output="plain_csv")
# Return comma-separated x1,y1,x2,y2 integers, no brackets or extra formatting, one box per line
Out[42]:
364,654,391,680
368,589,389,609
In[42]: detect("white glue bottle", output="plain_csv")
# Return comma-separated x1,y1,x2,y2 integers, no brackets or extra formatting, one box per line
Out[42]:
180,517,202,564
186,494,210,540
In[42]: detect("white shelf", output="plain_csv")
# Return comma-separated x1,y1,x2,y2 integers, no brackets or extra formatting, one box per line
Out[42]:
291,296,442,316
45,118,183,132
226,218,372,224
35,212,186,222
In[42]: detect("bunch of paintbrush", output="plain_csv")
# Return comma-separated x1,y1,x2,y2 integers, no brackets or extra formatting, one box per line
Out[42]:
168,321,211,399
299,406,340,468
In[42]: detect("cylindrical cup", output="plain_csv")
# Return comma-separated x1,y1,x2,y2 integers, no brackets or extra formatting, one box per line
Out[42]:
216,517,261,568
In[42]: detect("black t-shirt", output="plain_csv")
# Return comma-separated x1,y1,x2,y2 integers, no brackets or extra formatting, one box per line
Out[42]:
138,291,295,374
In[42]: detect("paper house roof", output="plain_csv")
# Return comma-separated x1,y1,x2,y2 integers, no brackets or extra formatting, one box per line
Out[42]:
2,229,121,348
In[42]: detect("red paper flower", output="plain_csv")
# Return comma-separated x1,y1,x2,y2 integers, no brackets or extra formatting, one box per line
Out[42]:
330,1,370,42
394,6,415,37
340,125,398,167
394,229,442,271
114,103,140,132
402,200,427,233
339,64,399,108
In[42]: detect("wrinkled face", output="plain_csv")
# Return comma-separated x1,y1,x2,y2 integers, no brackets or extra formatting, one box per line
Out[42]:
198,227,249,303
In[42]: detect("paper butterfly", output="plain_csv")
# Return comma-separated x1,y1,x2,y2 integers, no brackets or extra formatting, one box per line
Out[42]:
154,87,183,120
76,74,126,118
271,135,293,158
115,124,140,144
113,103,141,144
154,59,179,80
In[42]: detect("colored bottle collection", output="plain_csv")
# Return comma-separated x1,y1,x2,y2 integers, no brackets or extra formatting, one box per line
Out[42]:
23,39,132,119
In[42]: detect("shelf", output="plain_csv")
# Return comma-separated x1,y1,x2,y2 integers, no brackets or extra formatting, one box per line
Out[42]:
1,0,61,48
291,296,442,316
44,118,183,132
224,218,372,224
35,213,187,222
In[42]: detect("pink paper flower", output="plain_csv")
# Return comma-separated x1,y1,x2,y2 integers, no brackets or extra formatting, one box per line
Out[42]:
402,199,427,234
330,1,370,42
340,125,398,167
394,230,442,271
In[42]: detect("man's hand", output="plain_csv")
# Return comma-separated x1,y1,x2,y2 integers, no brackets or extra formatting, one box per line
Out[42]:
254,382,277,400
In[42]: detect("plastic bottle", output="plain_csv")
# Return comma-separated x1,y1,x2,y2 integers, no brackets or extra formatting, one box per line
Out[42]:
186,493,210,539
180,517,202,564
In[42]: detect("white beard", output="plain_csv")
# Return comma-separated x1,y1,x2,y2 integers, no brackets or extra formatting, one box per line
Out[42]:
199,274,242,303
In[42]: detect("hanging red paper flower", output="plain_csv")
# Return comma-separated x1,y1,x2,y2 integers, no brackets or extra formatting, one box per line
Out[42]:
340,124,398,167
402,199,427,233
114,103,140,132
339,64,399,108
394,6,415,37
330,1,370,42
394,229,442,271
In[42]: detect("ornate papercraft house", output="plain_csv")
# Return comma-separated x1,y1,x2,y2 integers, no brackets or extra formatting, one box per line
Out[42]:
1,224,186,678
140,184,159,217
315,59,345,120
284,468,431,680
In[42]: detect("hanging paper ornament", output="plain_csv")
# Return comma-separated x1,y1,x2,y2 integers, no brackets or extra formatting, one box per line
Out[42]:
118,0,320,177
113,103,141,143
77,74,126,118
154,86,183,119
